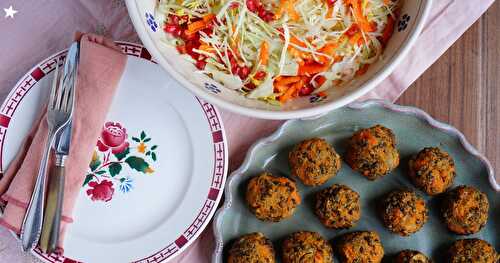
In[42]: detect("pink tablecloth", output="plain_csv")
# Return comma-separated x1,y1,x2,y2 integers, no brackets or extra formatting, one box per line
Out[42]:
0,0,494,262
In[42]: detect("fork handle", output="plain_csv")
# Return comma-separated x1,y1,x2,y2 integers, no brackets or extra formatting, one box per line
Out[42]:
39,160,65,253
20,128,55,251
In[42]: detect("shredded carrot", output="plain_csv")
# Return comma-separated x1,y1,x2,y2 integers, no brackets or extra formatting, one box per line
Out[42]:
326,0,337,18
326,6,334,18
287,4,300,21
202,13,215,23
275,0,300,21
274,84,289,93
287,36,314,60
275,76,301,86
347,0,376,32
279,78,304,103
259,41,269,66
199,44,214,53
349,32,364,45
298,62,329,76
187,21,207,34
289,47,312,61
319,42,338,54
274,76,305,102
290,36,307,48
316,76,327,86
186,14,215,35
316,42,338,64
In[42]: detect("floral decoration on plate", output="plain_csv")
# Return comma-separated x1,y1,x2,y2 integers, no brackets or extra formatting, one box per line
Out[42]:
83,121,159,202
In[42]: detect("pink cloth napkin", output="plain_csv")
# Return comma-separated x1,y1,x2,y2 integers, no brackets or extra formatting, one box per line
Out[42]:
0,0,495,262
0,34,127,250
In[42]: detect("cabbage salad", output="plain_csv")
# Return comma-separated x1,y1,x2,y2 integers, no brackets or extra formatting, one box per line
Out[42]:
157,0,401,103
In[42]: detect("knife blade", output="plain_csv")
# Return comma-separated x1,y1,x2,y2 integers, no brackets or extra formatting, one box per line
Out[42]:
39,42,79,253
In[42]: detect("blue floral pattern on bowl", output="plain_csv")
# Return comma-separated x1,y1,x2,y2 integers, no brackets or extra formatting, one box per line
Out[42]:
145,12,158,32
398,14,410,32
309,94,327,104
204,83,221,94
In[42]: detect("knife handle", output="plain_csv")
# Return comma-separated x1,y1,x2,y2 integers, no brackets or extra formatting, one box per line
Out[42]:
39,164,65,253
20,128,55,251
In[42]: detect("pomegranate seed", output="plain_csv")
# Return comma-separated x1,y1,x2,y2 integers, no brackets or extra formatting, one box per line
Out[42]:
195,60,207,70
239,66,250,79
327,0,336,5
185,41,200,59
164,24,178,34
228,53,237,65
246,0,258,12
261,11,274,22
182,31,198,41
172,28,183,37
245,82,257,90
230,2,239,8
169,14,180,24
179,15,189,24
255,0,263,8
176,45,186,54
231,64,239,74
299,85,314,96
202,28,213,36
254,71,266,80
205,23,214,30
258,9,267,18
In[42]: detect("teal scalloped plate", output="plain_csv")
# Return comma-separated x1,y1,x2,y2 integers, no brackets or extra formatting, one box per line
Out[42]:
213,100,499,262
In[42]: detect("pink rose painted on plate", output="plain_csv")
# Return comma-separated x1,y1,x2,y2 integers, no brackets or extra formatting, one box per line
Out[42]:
97,122,130,154
83,121,159,202
86,180,115,202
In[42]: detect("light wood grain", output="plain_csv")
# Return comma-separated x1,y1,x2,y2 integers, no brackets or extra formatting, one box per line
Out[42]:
397,1,500,182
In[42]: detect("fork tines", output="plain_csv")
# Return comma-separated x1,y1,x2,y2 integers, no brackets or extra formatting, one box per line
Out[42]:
50,57,74,113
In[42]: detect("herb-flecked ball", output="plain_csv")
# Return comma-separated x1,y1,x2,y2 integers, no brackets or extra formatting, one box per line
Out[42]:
228,232,275,263
314,184,361,229
442,185,489,235
447,239,499,263
380,189,428,236
246,172,301,222
336,231,384,263
394,250,431,263
282,231,333,263
288,138,341,186
409,147,456,195
345,125,400,180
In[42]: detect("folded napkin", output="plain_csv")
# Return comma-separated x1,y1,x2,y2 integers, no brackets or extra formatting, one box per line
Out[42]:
0,33,127,250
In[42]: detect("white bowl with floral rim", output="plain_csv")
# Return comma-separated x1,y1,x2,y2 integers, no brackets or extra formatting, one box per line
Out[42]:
126,0,432,119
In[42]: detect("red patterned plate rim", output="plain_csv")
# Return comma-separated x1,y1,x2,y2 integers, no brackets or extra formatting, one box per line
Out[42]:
0,42,228,263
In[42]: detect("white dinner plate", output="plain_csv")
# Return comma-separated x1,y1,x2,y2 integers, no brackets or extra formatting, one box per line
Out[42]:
0,42,227,262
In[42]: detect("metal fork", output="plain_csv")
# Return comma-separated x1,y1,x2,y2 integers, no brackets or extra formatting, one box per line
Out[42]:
20,55,75,252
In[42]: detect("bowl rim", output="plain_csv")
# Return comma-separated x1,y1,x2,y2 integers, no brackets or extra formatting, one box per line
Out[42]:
126,0,433,119
210,99,498,263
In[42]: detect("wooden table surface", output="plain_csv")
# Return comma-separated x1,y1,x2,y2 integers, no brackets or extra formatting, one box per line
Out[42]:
398,1,499,182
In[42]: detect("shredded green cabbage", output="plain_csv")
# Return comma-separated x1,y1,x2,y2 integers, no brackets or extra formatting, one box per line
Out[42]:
157,0,401,103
